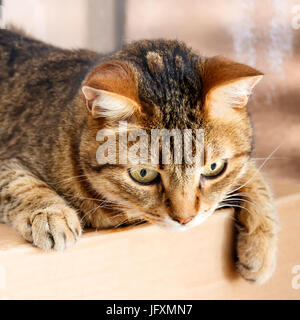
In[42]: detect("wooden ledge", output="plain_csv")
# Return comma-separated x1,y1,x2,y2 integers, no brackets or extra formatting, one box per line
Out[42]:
0,194,300,299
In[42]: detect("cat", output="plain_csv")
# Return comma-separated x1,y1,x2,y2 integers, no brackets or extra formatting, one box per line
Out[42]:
0,29,277,284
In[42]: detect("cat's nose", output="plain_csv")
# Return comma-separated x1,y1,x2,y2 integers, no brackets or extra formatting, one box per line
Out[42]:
173,216,194,225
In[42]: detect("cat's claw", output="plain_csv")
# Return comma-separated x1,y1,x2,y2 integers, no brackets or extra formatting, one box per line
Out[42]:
16,205,82,251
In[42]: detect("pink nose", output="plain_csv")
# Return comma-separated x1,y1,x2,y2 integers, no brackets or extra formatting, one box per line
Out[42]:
173,216,194,225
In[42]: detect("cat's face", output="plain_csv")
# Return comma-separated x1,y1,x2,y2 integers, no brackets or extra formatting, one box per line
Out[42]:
80,40,262,230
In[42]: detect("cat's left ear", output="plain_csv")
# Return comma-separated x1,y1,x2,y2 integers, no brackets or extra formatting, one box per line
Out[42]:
203,56,263,110
82,60,140,119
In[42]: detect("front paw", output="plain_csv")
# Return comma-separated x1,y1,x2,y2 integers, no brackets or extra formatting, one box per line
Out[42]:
14,205,82,251
236,231,277,284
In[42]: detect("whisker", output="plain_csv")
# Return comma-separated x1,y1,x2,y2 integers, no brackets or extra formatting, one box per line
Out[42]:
224,192,254,201
222,197,258,208
53,174,89,186
143,213,161,224
223,193,257,205
218,203,254,216
62,191,125,210
230,144,282,194
114,218,130,229
252,157,287,160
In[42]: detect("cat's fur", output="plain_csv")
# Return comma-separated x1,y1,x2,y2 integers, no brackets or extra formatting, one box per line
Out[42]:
0,29,277,284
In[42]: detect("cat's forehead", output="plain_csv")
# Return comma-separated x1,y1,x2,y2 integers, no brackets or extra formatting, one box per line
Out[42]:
169,164,198,182
118,40,204,129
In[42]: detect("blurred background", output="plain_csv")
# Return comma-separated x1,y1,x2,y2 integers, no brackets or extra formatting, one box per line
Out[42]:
2,0,300,196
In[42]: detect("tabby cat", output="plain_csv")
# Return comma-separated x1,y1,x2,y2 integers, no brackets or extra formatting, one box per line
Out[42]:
0,29,277,284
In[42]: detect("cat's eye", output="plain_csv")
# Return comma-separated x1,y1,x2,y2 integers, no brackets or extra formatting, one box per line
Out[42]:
128,168,159,185
201,159,227,179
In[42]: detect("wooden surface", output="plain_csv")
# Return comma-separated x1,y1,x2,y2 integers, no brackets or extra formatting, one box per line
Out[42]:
0,190,300,300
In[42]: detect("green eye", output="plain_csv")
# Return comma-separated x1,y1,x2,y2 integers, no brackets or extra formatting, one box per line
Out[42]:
202,159,227,178
129,168,159,185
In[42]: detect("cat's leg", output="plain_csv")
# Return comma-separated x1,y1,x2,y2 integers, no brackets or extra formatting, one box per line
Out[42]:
0,158,82,251
234,162,278,284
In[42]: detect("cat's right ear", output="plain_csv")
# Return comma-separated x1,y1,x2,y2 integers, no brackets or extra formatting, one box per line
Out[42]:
81,61,140,120
203,56,263,111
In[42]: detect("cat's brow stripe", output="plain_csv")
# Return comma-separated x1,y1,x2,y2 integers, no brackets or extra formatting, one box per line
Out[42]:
232,150,251,159
87,163,125,173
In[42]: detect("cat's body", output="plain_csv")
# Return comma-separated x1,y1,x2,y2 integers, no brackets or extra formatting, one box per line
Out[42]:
0,30,98,183
0,29,277,284
0,30,122,229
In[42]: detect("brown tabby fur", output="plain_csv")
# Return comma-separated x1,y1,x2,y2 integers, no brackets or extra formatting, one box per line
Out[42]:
0,29,277,284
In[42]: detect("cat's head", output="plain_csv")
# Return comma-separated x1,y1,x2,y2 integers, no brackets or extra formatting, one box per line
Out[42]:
79,40,263,230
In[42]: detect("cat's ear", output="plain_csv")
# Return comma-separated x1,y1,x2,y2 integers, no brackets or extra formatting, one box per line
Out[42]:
82,86,140,119
203,56,263,110
82,61,140,119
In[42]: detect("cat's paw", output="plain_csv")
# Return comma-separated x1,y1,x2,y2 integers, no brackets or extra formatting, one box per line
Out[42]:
236,231,277,284
15,205,82,251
